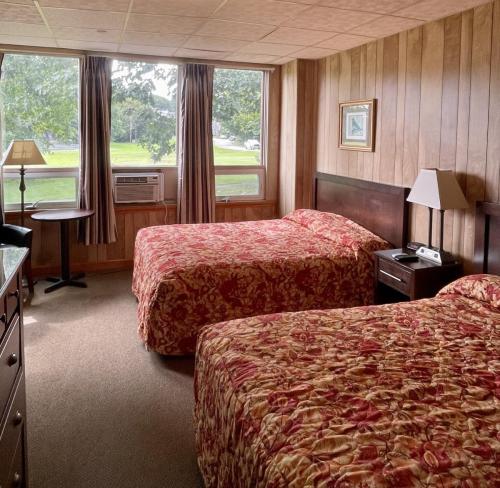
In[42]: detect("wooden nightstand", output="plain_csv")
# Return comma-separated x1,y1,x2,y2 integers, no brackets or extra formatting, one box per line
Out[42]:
374,248,463,303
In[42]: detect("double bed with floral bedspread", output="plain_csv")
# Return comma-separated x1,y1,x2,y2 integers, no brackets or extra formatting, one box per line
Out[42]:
194,274,500,487
133,209,390,355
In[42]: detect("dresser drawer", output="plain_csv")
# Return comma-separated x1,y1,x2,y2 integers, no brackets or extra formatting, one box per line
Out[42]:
0,371,25,488
377,258,412,295
5,273,20,327
5,432,25,488
0,317,21,418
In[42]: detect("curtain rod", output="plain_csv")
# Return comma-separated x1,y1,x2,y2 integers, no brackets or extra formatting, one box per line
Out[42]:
0,43,277,72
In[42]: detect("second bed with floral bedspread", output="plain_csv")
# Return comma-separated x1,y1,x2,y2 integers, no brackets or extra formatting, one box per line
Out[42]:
133,209,389,355
194,274,500,487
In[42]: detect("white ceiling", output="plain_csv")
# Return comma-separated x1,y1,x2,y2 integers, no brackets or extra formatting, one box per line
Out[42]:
0,0,491,65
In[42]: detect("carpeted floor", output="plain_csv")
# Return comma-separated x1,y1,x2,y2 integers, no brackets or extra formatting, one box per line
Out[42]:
23,270,204,488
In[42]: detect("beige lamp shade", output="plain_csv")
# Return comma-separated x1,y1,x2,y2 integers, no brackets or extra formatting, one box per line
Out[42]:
2,139,46,166
407,168,468,210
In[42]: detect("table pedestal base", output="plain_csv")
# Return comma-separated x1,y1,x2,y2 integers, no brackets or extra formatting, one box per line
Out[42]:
44,273,87,293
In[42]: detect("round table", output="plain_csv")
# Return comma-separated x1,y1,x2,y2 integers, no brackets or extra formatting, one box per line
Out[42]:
31,209,94,293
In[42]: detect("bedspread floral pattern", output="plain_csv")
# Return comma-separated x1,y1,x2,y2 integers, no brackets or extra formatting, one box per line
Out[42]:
194,275,500,487
132,210,389,355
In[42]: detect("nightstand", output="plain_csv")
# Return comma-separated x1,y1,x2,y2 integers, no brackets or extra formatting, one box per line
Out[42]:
374,248,463,303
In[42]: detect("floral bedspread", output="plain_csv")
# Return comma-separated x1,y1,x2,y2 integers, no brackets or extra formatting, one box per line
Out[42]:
194,274,500,487
132,210,389,355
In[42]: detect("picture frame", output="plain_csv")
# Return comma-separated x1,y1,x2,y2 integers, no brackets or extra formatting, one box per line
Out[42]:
339,99,376,152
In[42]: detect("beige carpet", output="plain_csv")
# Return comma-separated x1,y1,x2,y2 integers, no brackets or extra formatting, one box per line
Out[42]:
24,271,204,488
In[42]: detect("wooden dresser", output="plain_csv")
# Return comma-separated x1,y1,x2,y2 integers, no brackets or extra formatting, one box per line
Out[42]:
0,248,29,488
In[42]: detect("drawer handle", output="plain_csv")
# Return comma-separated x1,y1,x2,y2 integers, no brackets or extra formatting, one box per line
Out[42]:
380,269,404,283
8,353,18,366
13,410,23,426
9,289,20,299
0,313,6,323
13,472,22,486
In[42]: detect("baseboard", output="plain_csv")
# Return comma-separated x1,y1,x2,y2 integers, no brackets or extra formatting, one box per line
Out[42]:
32,259,133,277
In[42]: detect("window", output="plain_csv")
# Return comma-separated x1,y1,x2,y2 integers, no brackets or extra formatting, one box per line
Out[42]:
0,53,80,209
111,61,178,167
213,68,265,200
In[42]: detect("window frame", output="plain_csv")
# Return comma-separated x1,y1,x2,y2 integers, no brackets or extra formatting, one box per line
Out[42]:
213,68,266,202
0,51,81,210
214,166,265,202
2,166,79,210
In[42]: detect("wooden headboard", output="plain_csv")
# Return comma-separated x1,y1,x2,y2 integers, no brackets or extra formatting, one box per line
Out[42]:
313,173,410,248
474,201,500,275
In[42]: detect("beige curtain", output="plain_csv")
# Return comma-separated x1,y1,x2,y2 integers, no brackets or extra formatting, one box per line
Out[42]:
78,55,116,244
177,64,215,224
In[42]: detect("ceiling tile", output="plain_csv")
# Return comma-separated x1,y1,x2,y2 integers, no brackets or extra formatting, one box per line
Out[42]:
317,33,374,50
261,27,334,46
42,7,126,29
0,21,52,37
213,0,308,26
350,15,424,37
53,26,122,42
123,31,187,47
0,34,56,46
224,52,278,63
183,36,248,52
132,0,223,17
57,39,119,51
283,6,380,32
239,42,299,56
292,46,338,58
126,13,204,34
196,19,275,42
0,3,43,23
38,0,130,11
393,0,488,21
175,48,229,60
119,44,178,56
317,0,422,14
0,0,34,4
271,56,295,64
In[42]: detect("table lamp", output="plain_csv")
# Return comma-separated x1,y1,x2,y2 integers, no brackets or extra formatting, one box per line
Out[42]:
1,140,46,226
407,168,468,264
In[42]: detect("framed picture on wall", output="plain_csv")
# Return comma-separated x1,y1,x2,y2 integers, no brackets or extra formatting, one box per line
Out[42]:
339,99,376,152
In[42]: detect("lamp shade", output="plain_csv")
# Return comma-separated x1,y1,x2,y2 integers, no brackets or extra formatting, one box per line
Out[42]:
1,140,46,166
407,168,468,210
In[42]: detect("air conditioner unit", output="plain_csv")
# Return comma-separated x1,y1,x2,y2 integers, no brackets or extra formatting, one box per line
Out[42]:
113,173,164,203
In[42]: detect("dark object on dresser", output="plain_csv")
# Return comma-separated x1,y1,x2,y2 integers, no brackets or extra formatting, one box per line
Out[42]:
0,247,29,488
0,214,33,295
374,248,462,303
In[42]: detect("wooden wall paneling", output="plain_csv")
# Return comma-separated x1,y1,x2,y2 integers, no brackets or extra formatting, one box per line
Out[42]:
337,51,351,176
463,2,492,263
310,0,500,268
440,14,462,251
452,9,473,257
486,0,500,203
379,34,399,185
348,47,361,178
266,66,281,201
295,59,318,209
394,31,407,186
372,39,384,182
417,20,444,247
279,61,298,215
357,44,368,178
329,55,341,176
363,41,378,181
316,58,328,174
